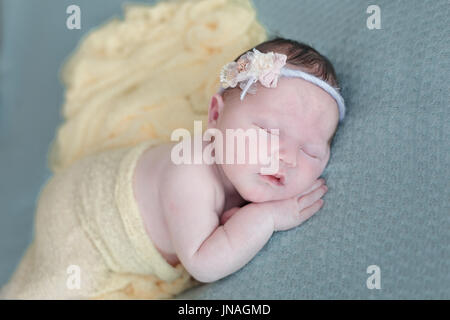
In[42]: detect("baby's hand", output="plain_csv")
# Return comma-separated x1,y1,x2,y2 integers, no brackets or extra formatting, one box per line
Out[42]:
221,179,327,229
270,178,328,231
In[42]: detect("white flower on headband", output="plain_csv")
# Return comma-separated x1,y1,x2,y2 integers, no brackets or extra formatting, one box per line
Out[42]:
220,48,287,95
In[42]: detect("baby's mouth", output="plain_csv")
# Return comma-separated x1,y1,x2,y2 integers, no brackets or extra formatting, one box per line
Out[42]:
259,173,285,186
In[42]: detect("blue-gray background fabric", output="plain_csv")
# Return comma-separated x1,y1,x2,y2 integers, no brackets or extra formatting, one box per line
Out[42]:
0,0,448,299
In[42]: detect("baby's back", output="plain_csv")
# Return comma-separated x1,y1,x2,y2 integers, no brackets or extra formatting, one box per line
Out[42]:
133,142,181,266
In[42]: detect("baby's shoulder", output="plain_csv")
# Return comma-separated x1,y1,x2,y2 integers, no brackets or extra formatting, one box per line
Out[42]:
159,162,225,215
160,160,221,198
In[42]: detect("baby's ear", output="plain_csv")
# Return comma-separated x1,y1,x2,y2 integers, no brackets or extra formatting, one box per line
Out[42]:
207,93,224,127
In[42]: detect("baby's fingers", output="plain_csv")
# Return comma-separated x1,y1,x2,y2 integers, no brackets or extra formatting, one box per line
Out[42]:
297,178,325,198
298,199,325,225
297,184,328,211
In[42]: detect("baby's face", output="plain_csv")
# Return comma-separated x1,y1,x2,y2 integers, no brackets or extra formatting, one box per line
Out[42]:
208,74,339,203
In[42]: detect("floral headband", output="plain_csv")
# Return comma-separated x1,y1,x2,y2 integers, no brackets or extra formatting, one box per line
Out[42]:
218,48,346,122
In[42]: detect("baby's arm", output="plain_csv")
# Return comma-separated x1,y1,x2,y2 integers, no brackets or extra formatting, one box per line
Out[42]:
160,166,327,283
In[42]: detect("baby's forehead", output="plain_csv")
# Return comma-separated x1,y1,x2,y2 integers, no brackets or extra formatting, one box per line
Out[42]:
249,81,317,117
246,80,338,137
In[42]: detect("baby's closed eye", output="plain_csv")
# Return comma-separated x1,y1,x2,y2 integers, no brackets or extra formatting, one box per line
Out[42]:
300,147,319,159
252,123,279,136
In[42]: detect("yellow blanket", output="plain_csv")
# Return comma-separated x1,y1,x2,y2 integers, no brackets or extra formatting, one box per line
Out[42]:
49,0,267,173
1,139,197,299
0,0,267,299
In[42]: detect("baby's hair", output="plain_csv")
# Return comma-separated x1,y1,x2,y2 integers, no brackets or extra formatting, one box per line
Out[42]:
222,37,340,146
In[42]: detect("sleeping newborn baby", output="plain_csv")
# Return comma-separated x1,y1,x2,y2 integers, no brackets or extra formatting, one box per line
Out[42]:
133,39,344,283
0,38,345,299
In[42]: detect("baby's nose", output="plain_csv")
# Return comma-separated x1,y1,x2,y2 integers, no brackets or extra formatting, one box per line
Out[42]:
279,149,297,167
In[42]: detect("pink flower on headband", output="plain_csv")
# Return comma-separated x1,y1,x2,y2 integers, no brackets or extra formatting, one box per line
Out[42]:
220,48,287,94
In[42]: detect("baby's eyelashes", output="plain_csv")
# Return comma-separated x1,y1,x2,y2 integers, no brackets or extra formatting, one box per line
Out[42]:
269,128,280,136
253,123,280,136
299,147,319,160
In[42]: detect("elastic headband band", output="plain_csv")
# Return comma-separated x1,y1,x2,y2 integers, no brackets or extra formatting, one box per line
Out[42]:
217,48,346,122
279,68,346,122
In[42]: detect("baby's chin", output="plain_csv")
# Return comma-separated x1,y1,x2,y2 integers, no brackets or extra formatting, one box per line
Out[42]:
234,175,294,203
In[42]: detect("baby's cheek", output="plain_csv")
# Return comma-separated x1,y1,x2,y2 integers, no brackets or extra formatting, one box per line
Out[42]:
222,164,262,202
239,182,271,203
